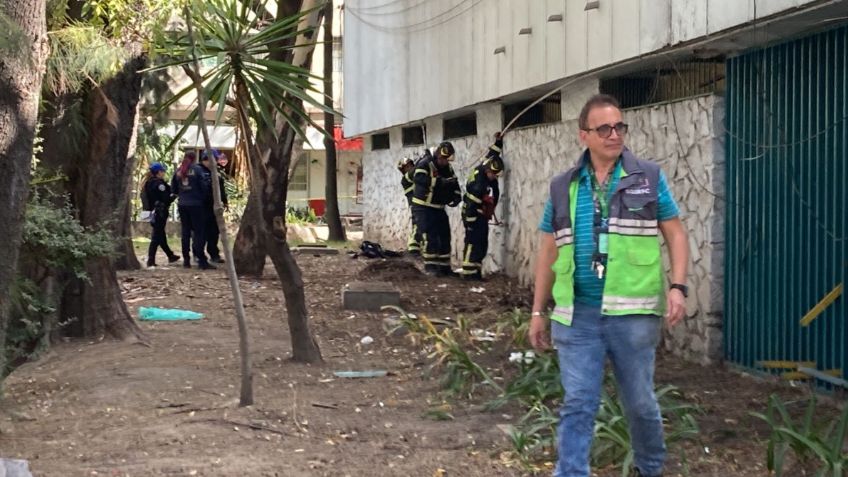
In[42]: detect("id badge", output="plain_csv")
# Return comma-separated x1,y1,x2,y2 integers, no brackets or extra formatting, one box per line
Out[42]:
599,233,609,254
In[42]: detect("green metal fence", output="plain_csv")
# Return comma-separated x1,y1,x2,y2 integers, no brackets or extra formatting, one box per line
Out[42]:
725,25,848,386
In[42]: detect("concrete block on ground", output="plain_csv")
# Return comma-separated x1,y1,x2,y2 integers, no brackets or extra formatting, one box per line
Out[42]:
343,281,400,311
0,459,33,477
292,246,339,255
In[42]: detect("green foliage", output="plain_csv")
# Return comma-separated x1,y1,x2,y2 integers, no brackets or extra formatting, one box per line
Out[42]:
6,190,115,374
591,382,701,476
384,304,702,475
750,394,848,476
45,25,127,95
5,278,57,375
286,205,319,225
83,0,176,40
149,0,334,145
495,308,531,349
487,350,561,411
507,401,559,471
382,306,503,398
22,190,116,279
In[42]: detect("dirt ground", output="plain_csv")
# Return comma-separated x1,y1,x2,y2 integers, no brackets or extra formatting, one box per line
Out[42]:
0,248,833,476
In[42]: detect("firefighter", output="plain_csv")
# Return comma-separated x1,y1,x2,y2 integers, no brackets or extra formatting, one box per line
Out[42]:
412,141,461,276
398,156,421,255
461,134,505,280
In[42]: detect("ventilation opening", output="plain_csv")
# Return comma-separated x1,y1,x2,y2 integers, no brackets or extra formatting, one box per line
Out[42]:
502,93,561,129
443,113,477,139
371,132,390,150
600,59,726,109
401,126,425,146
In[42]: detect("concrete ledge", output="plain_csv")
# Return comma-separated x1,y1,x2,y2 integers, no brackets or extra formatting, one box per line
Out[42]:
292,246,339,255
342,281,400,311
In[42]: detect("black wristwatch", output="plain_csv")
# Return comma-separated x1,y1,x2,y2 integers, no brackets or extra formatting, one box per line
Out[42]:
670,283,689,297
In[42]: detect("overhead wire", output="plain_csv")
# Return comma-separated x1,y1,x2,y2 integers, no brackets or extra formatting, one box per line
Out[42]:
345,0,485,34
345,0,429,16
346,0,409,12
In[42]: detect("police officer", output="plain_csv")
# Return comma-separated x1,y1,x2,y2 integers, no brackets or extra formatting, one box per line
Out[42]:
171,151,214,270
398,156,421,256
461,135,505,280
199,149,228,264
412,141,461,276
143,162,180,267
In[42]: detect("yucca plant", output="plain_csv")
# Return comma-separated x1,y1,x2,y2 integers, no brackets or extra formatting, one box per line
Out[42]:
750,394,848,476
495,308,531,349
592,381,701,477
487,349,561,411
382,305,502,397
422,315,502,397
508,401,559,469
149,0,331,144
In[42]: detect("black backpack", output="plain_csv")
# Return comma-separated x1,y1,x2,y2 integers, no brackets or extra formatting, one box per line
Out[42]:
360,240,385,258
140,179,153,211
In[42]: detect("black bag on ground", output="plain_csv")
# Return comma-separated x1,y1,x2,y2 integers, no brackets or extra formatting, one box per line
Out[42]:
360,240,385,258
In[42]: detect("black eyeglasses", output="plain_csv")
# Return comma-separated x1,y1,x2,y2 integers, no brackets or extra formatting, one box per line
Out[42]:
583,122,628,139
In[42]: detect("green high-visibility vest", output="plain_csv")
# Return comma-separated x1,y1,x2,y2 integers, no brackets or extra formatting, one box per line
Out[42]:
549,149,665,326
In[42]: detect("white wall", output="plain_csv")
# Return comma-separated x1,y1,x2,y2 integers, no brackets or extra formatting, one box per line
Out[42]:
343,0,821,136
288,150,363,216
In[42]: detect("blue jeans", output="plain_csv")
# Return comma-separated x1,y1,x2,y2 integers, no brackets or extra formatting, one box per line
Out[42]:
551,302,665,477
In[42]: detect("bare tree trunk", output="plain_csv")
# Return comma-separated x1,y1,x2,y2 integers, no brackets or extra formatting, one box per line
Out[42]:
0,0,48,376
322,1,345,242
245,0,323,363
257,124,322,363
60,52,147,340
233,189,266,276
114,198,141,270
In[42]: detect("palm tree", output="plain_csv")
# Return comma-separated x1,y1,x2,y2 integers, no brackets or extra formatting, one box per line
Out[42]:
153,0,329,364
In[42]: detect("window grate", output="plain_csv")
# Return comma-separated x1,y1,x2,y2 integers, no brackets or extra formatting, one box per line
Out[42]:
443,113,477,139
401,126,425,146
371,133,390,150
502,93,561,129
600,60,726,109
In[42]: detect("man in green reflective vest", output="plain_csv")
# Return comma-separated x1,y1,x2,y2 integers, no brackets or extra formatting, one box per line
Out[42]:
529,94,690,477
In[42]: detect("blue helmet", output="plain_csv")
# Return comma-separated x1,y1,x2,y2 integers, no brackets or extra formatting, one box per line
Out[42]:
149,162,166,174
200,149,221,161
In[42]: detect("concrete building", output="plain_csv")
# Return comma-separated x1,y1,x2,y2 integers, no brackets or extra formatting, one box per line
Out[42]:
343,0,848,369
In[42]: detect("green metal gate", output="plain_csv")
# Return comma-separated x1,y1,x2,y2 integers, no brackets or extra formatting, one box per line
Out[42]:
725,25,848,385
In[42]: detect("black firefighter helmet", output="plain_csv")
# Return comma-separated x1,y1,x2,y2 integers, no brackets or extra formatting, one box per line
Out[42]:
483,155,504,177
436,141,455,161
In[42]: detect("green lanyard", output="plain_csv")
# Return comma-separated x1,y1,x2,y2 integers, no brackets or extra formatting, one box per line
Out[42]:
588,163,615,218
588,162,617,278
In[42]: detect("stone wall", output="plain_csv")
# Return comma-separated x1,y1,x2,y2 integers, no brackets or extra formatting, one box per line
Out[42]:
361,94,725,364
625,95,725,364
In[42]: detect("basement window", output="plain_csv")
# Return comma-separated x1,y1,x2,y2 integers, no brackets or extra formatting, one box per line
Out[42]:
502,93,562,129
371,133,390,150
600,59,726,109
401,126,425,147
443,113,478,139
